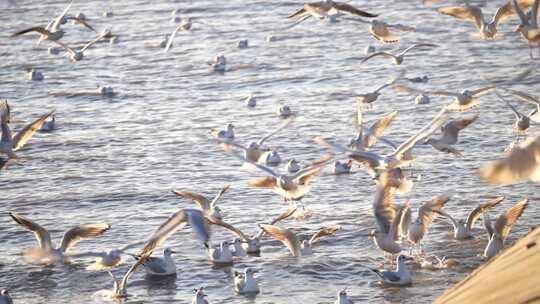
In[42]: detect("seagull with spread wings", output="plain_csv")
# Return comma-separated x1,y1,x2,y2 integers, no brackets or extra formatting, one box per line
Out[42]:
0,100,54,160
439,196,505,240
53,31,110,62
483,199,528,258
505,88,540,122
350,108,398,151
259,224,341,256
288,0,378,21
360,44,438,65
9,212,111,265
512,0,540,58
425,114,479,158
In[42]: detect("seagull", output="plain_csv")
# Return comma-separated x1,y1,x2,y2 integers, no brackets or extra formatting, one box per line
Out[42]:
213,206,298,254
351,109,398,151
505,88,540,122
209,54,226,72
370,175,410,257
425,114,479,158
234,268,260,295
69,239,152,271
393,84,495,112
259,150,281,166
0,290,13,304
417,254,459,270
9,212,110,265
216,117,294,163
40,114,56,132
207,241,233,265
288,0,378,21
287,159,301,173
137,209,210,259
368,255,413,286
0,100,54,159
191,287,210,304
239,153,332,202
439,196,505,240
496,91,534,134
210,123,234,140
107,255,148,299
277,105,293,118
315,107,448,177
480,133,540,185
137,248,177,276
513,0,540,58
483,199,529,259
360,44,437,65
355,75,402,106
238,39,249,49
333,160,352,174
27,69,43,81
11,1,73,44
406,195,450,253
231,238,246,257
259,224,341,256
53,31,109,62
367,19,415,44
335,288,354,304
164,19,192,52
436,1,529,40
172,185,230,223
245,94,256,107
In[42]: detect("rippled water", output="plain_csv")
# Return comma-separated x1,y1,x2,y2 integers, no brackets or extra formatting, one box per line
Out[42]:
1,0,540,303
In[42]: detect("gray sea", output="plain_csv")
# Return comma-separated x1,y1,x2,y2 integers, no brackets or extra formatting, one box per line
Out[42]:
1,0,539,303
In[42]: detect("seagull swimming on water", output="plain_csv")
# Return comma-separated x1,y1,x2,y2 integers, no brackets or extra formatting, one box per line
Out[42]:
9,212,110,265
335,288,354,304
368,255,413,286
0,289,13,304
259,224,341,256
483,199,528,259
360,44,438,65
137,247,177,276
191,287,210,304
234,268,260,295
438,196,505,240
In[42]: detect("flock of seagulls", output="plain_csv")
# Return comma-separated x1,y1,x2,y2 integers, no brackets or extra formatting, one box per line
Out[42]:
2,0,540,303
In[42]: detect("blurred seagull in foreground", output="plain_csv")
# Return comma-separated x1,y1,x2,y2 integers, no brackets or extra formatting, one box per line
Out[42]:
479,133,540,185
0,289,13,304
259,224,341,256
439,196,505,240
360,44,437,65
483,199,528,259
9,212,110,265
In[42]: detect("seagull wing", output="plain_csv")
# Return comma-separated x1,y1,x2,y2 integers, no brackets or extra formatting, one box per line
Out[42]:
373,182,397,234
172,190,211,212
494,199,528,241
399,43,438,56
333,2,378,17
165,23,184,52
119,254,149,292
12,110,54,151
9,212,53,250
465,196,505,230
506,89,540,106
363,111,398,149
361,52,395,63
210,185,230,209
438,5,484,30
470,85,496,97
259,224,300,256
257,116,294,146
308,225,341,245
11,27,53,37
80,32,108,52
51,0,73,31
59,223,111,253
417,195,450,228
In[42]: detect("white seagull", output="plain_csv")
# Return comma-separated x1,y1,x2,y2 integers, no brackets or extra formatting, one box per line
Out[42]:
369,255,413,286
361,44,437,65
259,224,341,256
234,268,260,295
